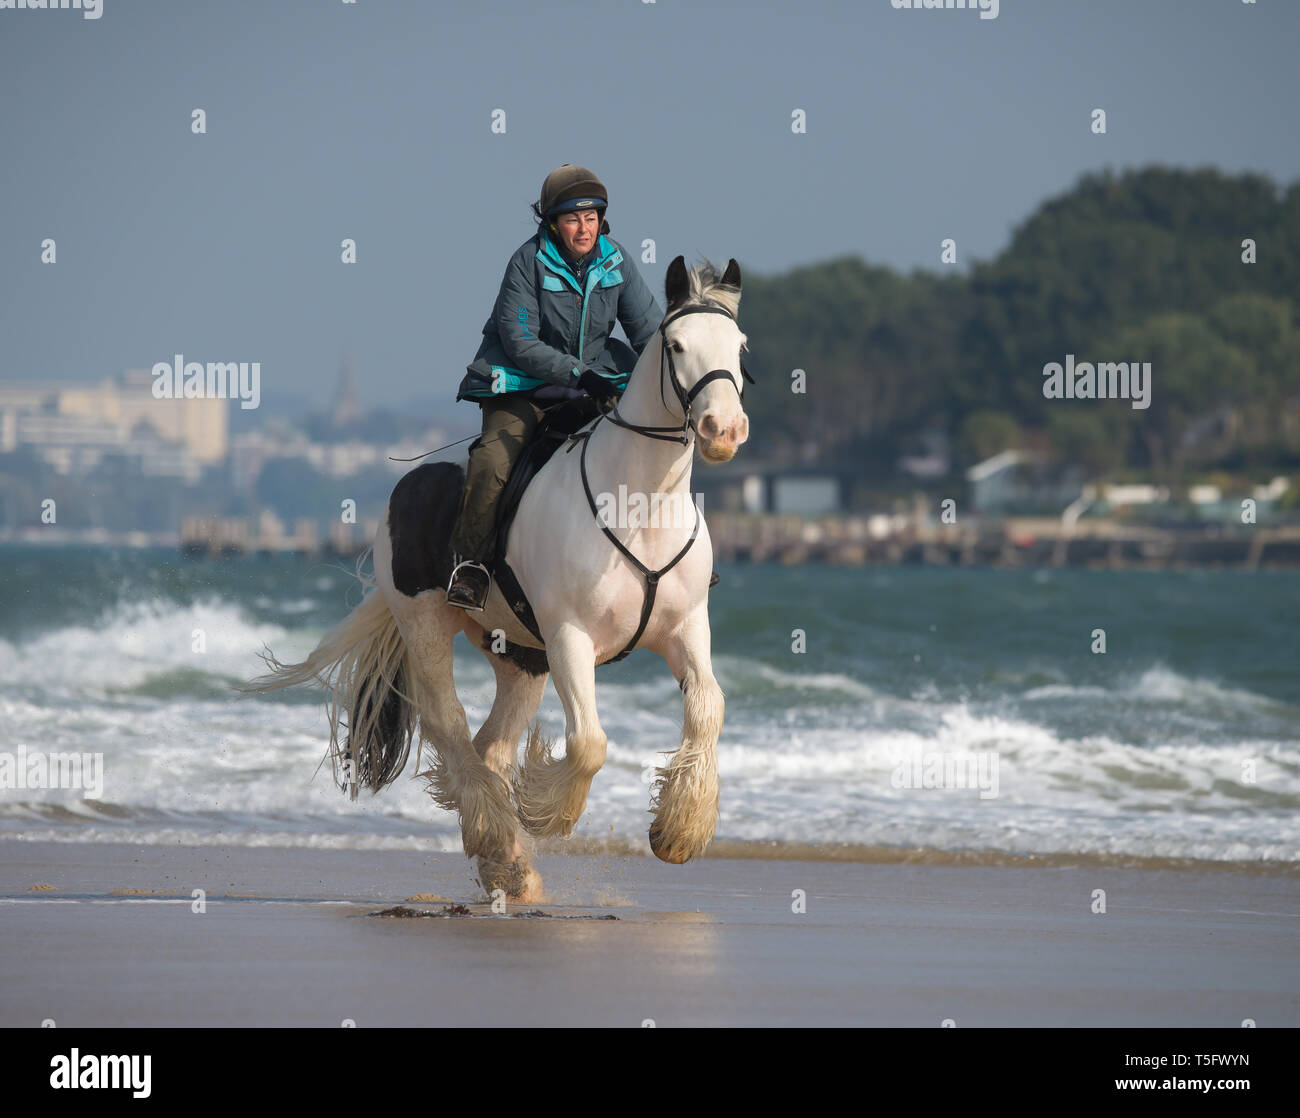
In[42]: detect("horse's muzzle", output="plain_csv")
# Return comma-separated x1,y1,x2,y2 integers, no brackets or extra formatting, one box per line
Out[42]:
697,412,749,462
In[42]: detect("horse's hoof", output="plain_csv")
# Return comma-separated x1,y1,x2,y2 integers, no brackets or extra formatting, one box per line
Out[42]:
648,824,695,865
511,866,547,904
478,856,546,903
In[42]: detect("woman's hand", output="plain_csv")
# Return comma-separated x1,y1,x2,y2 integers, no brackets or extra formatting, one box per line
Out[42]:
578,370,620,406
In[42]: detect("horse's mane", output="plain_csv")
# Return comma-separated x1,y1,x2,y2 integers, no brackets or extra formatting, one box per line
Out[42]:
684,259,741,319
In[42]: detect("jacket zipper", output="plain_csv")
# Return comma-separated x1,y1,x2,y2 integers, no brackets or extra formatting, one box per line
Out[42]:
576,251,618,366
540,234,612,369
577,270,594,362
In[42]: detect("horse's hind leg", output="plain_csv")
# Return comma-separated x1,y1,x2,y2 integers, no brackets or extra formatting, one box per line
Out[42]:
465,622,549,902
649,606,723,863
379,583,517,862
515,623,605,838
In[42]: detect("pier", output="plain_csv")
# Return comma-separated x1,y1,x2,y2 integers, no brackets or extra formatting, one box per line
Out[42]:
180,516,380,558
707,514,1300,569
172,512,1300,568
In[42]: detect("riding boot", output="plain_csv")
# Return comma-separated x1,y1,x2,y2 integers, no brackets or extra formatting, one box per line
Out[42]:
447,559,491,610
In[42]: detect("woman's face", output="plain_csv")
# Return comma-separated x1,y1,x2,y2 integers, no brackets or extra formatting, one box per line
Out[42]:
552,208,601,257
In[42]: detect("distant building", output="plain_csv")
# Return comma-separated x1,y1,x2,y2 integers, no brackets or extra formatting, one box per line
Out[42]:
693,459,852,515
1102,483,1170,507
897,429,951,479
229,423,448,488
0,369,227,473
331,354,363,429
966,450,1085,514
6,410,122,475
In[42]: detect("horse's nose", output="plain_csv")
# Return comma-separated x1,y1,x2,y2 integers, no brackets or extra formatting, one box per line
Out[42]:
698,413,724,441
698,412,748,447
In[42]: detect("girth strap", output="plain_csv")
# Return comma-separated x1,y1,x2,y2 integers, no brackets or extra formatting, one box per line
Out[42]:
575,419,701,664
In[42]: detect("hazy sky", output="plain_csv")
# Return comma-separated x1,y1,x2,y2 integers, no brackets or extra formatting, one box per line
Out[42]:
1,0,1297,419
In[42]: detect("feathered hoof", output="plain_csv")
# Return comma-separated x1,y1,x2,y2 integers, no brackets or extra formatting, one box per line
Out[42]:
477,855,546,904
512,726,580,838
459,810,519,862
648,822,706,865
463,799,519,862
515,803,578,839
421,759,517,860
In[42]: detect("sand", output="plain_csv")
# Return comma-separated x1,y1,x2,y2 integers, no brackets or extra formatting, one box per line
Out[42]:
1,840,1296,1027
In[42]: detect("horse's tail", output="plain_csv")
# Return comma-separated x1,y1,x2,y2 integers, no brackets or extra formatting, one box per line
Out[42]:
242,554,415,800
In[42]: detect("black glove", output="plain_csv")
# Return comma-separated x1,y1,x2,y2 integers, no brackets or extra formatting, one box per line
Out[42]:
578,370,620,406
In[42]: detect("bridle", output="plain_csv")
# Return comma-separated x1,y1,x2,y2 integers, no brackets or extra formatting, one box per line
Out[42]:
601,302,754,445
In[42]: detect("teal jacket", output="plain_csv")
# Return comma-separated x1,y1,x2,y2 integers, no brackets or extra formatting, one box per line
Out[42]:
457,229,663,401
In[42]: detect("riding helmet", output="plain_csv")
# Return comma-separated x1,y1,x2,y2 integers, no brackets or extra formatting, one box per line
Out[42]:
539,164,610,234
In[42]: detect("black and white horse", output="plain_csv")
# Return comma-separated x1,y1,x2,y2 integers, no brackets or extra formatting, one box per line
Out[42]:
247,257,749,902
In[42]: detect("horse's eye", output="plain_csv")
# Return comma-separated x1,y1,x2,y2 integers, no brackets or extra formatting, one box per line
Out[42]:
669,340,683,353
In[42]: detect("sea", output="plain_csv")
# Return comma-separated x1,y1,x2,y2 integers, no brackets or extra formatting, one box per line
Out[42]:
1,544,1297,868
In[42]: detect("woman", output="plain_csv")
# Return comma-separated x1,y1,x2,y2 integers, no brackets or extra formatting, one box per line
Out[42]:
447,164,664,610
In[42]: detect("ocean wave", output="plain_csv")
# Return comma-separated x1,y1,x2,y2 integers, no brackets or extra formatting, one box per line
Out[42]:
2,571,1296,866
0,597,319,698
1024,663,1296,713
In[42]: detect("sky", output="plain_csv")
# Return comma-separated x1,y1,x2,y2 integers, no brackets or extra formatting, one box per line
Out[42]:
1,0,1297,423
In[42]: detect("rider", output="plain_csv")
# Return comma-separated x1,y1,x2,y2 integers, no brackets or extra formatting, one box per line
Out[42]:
446,164,664,610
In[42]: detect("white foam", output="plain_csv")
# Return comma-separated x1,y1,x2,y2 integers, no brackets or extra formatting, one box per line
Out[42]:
3,598,1296,864
0,597,317,697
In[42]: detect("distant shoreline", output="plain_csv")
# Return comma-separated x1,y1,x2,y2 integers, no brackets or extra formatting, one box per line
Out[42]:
4,519,1299,569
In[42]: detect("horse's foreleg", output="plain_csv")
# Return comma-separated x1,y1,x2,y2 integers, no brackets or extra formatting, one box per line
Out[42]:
515,623,605,837
650,608,723,863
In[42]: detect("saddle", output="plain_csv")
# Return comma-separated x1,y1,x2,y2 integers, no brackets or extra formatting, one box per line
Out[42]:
490,395,602,645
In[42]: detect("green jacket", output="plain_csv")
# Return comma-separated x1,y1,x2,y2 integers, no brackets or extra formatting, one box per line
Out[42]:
457,229,663,401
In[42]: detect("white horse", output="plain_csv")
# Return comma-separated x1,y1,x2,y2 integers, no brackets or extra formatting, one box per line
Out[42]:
246,257,749,903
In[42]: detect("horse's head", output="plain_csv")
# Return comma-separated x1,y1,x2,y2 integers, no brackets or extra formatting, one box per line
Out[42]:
661,256,751,464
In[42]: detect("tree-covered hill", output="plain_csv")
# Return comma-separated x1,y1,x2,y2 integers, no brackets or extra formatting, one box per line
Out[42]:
737,167,1300,494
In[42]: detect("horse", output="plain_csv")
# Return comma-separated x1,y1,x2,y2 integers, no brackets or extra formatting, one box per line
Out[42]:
245,256,750,903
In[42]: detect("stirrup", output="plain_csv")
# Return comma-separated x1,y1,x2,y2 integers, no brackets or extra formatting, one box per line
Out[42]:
447,559,491,611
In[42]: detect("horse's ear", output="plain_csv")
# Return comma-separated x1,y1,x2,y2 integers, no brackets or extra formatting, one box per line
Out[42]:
721,258,742,291
665,255,689,309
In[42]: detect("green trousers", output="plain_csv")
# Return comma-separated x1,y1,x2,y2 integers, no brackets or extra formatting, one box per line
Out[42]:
449,394,546,565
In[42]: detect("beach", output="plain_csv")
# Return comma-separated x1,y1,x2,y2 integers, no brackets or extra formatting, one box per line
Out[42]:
2,551,1296,1027
3,840,1296,1028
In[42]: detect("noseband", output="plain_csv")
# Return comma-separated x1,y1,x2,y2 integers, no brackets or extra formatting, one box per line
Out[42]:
602,303,754,445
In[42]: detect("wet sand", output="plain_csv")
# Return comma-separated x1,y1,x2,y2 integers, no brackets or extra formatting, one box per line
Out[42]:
2,840,1297,1027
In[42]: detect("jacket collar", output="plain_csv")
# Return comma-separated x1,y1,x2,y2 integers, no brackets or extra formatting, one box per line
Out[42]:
538,230,619,292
